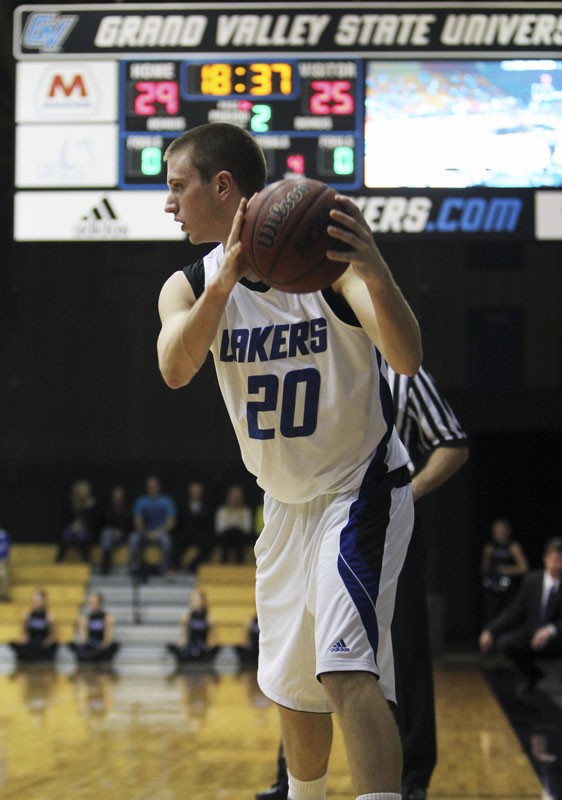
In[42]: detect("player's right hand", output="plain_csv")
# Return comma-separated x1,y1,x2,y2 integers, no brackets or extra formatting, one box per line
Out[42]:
219,198,252,288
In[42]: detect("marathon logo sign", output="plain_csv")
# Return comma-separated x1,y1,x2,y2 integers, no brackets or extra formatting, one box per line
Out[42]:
353,193,529,238
15,4,562,56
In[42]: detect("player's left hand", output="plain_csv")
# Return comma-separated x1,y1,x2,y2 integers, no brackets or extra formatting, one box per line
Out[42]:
326,195,387,285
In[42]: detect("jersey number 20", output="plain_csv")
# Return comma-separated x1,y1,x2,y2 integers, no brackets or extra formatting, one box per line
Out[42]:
247,368,321,439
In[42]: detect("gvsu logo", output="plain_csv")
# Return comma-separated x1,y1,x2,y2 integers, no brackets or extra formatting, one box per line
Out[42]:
427,197,522,233
22,13,77,52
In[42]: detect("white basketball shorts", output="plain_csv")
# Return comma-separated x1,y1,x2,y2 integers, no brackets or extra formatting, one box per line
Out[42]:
255,464,414,713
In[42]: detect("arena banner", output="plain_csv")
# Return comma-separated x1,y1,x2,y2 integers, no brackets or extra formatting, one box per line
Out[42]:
13,3,562,241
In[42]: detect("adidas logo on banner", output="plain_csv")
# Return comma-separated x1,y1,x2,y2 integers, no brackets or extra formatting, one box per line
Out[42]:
329,638,350,653
73,196,128,240
82,196,118,222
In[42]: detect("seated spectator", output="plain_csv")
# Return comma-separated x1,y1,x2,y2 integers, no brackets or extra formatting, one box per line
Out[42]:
128,476,177,578
235,613,260,667
166,589,219,663
68,591,120,663
56,479,102,563
215,485,253,564
479,537,562,693
173,481,215,575
9,589,59,662
0,522,10,601
481,517,529,622
99,485,133,575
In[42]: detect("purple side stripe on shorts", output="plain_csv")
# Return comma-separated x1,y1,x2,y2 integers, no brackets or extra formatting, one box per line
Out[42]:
336,351,400,661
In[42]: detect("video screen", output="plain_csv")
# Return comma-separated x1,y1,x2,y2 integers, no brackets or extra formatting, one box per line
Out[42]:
364,60,562,188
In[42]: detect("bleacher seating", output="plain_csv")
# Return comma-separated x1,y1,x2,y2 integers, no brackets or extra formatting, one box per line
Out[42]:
0,545,257,668
198,564,256,647
0,544,91,644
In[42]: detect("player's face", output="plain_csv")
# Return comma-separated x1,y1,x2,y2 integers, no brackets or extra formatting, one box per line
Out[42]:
165,150,220,244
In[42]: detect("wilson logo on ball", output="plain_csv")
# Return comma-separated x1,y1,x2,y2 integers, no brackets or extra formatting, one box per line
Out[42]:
256,182,311,249
241,177,349,294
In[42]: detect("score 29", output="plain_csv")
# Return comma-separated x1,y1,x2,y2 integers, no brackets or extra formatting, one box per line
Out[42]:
134,81,179,116
308,80,354,115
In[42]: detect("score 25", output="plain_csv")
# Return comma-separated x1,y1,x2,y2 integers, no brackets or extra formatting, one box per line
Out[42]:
309,80,354,115
134,81,179,116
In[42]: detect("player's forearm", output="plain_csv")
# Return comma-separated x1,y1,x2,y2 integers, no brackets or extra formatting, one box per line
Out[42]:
412,445,469,501
158,278,233,388
364,271,422,376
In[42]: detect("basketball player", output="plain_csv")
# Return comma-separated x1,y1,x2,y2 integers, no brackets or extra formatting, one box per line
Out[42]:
157,122,422,800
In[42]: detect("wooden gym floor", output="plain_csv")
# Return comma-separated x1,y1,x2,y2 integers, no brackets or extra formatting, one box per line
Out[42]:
0,664,544,800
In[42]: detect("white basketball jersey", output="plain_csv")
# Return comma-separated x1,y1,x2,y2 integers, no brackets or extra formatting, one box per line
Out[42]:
204,245,409,503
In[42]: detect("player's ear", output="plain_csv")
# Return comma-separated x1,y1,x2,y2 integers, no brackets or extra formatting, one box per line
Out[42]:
215,170,234,200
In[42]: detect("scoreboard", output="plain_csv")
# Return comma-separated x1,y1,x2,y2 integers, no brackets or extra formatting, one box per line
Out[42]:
122,58,361,189
13,2,562,241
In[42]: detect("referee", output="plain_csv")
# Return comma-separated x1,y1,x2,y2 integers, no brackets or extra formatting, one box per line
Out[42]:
389,366,468,800
256,366,469,800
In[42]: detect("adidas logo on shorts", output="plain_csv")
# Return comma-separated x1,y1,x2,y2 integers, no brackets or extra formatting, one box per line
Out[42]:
329,638,350,653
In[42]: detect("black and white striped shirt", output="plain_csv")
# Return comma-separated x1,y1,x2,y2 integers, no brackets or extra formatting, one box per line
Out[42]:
388,366,468,471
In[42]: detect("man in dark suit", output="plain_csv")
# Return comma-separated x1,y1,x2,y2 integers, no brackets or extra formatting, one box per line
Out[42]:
479,537,562,690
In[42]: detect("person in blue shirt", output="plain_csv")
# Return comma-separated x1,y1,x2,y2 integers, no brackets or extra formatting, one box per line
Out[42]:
128,476,177,578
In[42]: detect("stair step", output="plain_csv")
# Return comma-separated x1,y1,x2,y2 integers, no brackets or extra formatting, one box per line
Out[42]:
87,584,196,604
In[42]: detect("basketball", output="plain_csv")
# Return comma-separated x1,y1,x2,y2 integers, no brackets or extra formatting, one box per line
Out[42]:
240,178,349,293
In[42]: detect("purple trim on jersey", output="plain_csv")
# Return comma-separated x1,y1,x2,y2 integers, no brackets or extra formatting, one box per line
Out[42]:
376,348,396,441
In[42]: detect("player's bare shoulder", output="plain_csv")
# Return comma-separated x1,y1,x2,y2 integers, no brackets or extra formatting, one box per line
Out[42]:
158,269,197,323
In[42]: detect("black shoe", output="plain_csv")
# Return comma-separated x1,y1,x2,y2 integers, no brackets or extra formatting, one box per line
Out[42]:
256,783,288,800
402,788,427,800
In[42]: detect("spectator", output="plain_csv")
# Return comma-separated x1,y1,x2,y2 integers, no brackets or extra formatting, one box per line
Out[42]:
166,588,219,663
9,589,58,662
128,476,177,578
68,591,120,663
173,481,215,575
481,517,529,622
99,485,133,575
479,537,562,693
0,522,10,601
215,485,253,564
56,479,101,563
